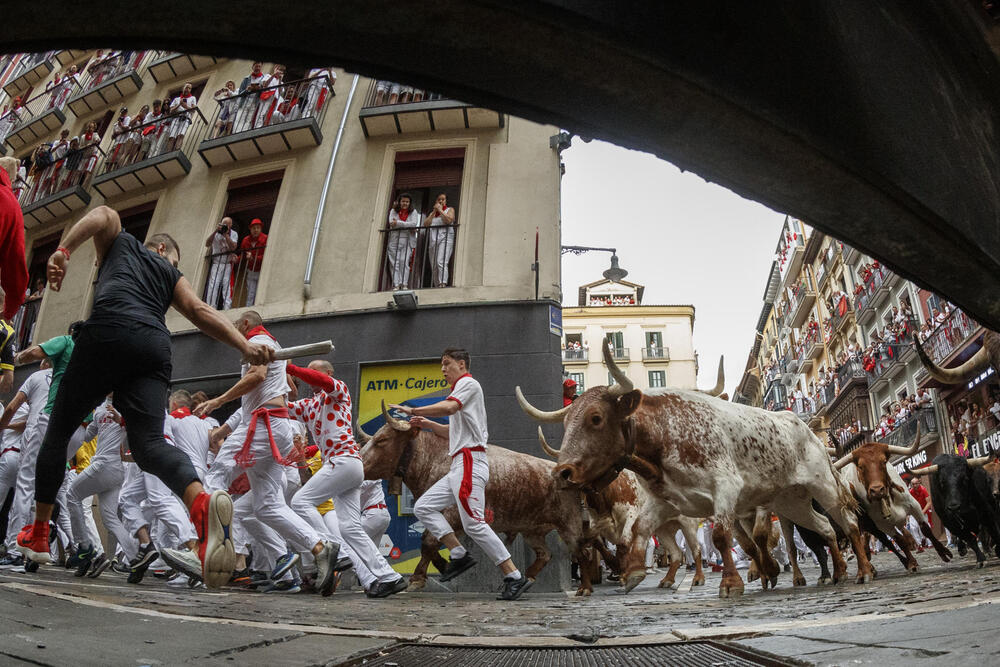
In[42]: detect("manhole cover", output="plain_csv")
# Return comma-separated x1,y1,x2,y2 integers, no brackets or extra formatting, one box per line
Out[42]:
348,641,798,666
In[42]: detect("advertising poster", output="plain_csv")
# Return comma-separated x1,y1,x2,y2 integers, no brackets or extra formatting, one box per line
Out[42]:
357,360,451,574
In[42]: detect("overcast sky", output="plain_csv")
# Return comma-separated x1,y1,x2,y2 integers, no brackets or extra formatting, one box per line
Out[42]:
559,139,787,395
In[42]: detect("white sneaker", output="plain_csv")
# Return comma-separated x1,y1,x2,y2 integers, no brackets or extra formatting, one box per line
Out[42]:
166,573,191,587
160,547,202,582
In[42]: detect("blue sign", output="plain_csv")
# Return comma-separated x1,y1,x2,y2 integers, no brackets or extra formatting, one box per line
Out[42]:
549,305,562,337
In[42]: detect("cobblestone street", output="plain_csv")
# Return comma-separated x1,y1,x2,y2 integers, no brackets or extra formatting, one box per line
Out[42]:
2,547,999,665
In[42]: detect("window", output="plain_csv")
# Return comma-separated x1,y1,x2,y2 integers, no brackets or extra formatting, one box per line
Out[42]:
119,201,156,242
378,148,464,291
645,331,664,357
648,370,665,388
606,331,624,355
12,234,59,349
568,372,585,394
203,169,284,310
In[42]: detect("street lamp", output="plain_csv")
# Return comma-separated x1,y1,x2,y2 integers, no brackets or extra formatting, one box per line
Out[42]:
561,245,629,282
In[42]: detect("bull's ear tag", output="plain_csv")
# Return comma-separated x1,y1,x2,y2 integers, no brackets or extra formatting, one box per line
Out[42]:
617,389,642,416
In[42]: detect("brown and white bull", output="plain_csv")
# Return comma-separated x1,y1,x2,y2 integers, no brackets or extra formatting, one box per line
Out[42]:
517,346,875,597
832,425,953,571
538,428,705,591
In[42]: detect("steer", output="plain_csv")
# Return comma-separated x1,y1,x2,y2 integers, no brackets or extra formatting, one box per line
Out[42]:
913,454,1000,567
517,346,874,597
832,425,953,571
358,402,592,593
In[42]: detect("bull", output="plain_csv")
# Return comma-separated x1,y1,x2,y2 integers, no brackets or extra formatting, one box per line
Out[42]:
832,425,953,571
912,454,1000,567
517,345,874,597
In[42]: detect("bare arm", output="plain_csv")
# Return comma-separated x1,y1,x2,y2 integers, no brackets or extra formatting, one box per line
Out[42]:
390,399,460,418
170,276,271,365
14,345,47,366
0,391,27,430
47,205,122,291
409,415,449,438
194,366,266,416
0,369,10,394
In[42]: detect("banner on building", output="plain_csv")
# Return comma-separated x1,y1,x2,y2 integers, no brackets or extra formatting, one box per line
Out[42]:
356,360,452,574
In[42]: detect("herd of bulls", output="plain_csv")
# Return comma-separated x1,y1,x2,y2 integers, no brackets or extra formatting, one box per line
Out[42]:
357,341,1000,598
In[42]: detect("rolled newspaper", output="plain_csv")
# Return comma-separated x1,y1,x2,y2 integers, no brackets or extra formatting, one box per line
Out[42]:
244,339,334,363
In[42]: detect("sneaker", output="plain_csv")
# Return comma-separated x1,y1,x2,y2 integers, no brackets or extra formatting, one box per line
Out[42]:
261,579,302,594
189,490,236,590
270,552,301,580
438,553,477,582
366,577,408,599
166,573,191,587
248,570,270,589
0,553,24,567
74,544,97,577
126,543,160,584
88,553,112,578
112,557,132,575
229,567,252,586
65,546,80,569
333,556,353,572
160,547,203,582
497,574,533,601
314,540,342,597
16,523,52,564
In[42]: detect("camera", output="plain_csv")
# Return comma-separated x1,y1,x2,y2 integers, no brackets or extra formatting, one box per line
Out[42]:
217,224,229,234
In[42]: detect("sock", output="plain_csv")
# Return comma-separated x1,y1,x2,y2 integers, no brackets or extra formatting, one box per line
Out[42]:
450,546,467,560
506,568,522,580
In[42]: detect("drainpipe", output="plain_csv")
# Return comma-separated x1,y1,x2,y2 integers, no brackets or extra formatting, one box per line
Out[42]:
303,74,360,301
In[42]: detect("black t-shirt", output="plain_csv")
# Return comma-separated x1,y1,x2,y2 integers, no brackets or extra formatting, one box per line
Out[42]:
88,232,182,333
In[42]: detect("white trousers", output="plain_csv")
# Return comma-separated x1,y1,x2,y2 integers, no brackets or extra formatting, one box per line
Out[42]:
361,507,391,545
5,414,47,549
291,457,398,584
906,516,925,546
246,270,260,306
319,509,376,589
428,227,455,286
386,234,414,288
699,523,721,563
413,451,511,566
645,537,657,568
0,450,20,519
68,461,134,557
206,261,233,310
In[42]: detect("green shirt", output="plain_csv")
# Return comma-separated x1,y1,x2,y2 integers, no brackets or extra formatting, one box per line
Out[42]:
39,335,75,414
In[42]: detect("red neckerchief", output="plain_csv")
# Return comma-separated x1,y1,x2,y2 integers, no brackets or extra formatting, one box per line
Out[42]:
170,407,192,418
245,325,276,341
451,373,472,390
398,208,410,222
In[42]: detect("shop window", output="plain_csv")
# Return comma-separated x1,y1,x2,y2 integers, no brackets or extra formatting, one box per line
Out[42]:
202,169,283,309
377,148,464,291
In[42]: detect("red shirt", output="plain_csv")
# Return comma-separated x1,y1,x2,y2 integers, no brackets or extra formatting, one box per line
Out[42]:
240,232,267,271
909,484,930,512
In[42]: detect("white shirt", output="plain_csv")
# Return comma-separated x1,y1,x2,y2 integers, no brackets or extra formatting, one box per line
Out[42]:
169,94,197,118
2,403,29,450
446,375,488,456
989,402,1000,419
240,333,287,413
85,400,126,465
360,479,385,510
224,408,243,431
169,411,211,472
210,227,238,261
19,368,53,431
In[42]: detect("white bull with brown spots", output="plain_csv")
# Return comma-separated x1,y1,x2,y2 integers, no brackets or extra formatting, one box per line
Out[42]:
517,346,875,597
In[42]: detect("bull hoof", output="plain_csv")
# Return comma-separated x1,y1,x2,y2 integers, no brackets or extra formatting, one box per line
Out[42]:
856,571,874,584
746,571,759,583
623,572,645,593
818,576,833,586
574,588,592,597
406,579,426,592
692,574,705,587
766,575,778,590
793,575,807,587
657,578,675,589
907,563,918,573
719,584,744,598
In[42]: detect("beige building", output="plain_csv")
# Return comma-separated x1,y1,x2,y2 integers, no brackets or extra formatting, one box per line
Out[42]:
561,278,697,393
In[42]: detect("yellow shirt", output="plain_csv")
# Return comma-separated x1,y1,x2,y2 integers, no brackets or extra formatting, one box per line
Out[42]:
307,453,334,515
75,437,97,471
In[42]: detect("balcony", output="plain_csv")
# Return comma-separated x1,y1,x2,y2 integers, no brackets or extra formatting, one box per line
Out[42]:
358,79,504,137
54,50,90,68
562,348,589,364
921,308,981,364
641,346,670,362
819,245,841,289
877,408,939,454
788,276,817,328
805,328,824,360
2,52,56,98
831,295,853,334
198,74,334,167
2,79,82,153
790,396,815,422
67,51,150,117
16,145,102,228
762,379,787,411
9,295,43,350
608,347,630,361
91,108,207,200
377,225,460,291
147,51,219,83
813,382,837,417
842,244,860,265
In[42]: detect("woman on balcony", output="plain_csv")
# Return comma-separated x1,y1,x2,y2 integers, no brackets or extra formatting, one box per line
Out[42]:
385,194,420,290
304,68,336,118
167,83,198,153
122,105,150,168
77,121,102,185
213,81,237,137
106,108,131,172
424,193,456,288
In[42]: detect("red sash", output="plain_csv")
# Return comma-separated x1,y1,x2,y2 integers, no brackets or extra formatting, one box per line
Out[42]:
453,446,488,523
1,447,19,455
234,406,295,468
364,503,388,512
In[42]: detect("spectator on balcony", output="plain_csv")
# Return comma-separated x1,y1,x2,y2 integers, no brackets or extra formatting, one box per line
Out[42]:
374,80,391,106
234,62,271,133
121,104,150,168
255,66,285,128
45,66,77,110
37,130,70,199
0,97,22,143
563,378,578,407
204,217,238,309
424,193,456,288
141,99,169,160
106,107,131,172
240,219,267,306
304,68,336,117
213,81,237,137
167,83,199,153
385,194,420,290
59,136,83,191
932,306,947,325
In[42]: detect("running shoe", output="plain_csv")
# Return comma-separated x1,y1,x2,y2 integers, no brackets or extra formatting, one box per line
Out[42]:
438,553,477,582
127,543,160,584
261,579,302,594
88,553,112,578
333,556,353,572
65,546,80,569
160,547,203,582
366,577,407,599
74,543,97,577
16,523,52,564
229,567,252,586
497,574,533,601
270,552,301,580
189,490,236,589
314,540,341,597
0,553,24,567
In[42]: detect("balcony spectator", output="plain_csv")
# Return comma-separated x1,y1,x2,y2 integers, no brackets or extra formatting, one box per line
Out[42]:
0,97,23,143
386,193,420,290
120,104,150,168
38,129,71,199
58,136,83,190
141,99,169,159
255,65,285,129
562,378,578,407
424,192,456,288
374,80,391,106
234,62,271,133
240,219,267,306
304,67,336,117
167,82,198,152
204,217,238,309
213,81,237,137
45,66,77,110
106,107,131,171
932,306,947,325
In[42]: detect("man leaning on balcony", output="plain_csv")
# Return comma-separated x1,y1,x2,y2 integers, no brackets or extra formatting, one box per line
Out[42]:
205,217,238,309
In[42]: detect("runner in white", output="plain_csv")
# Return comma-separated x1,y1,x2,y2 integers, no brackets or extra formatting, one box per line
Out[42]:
392,347,532,600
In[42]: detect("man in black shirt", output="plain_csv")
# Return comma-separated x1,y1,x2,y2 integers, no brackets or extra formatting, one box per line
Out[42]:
17,205,273,589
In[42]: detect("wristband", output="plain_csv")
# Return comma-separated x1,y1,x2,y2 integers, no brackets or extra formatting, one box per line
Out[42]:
56,246,71,261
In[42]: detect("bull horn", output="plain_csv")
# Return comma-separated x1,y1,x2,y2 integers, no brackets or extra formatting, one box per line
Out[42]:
515,386,570,423
967,456,991,468
537,426,561,458
826,447,838,455
910,464,938,475
696,356,725,396
914,337,989,385
885,421,921,456
834,452,854,470
603,344,634,397
381,399,410,432
355,422,372,445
